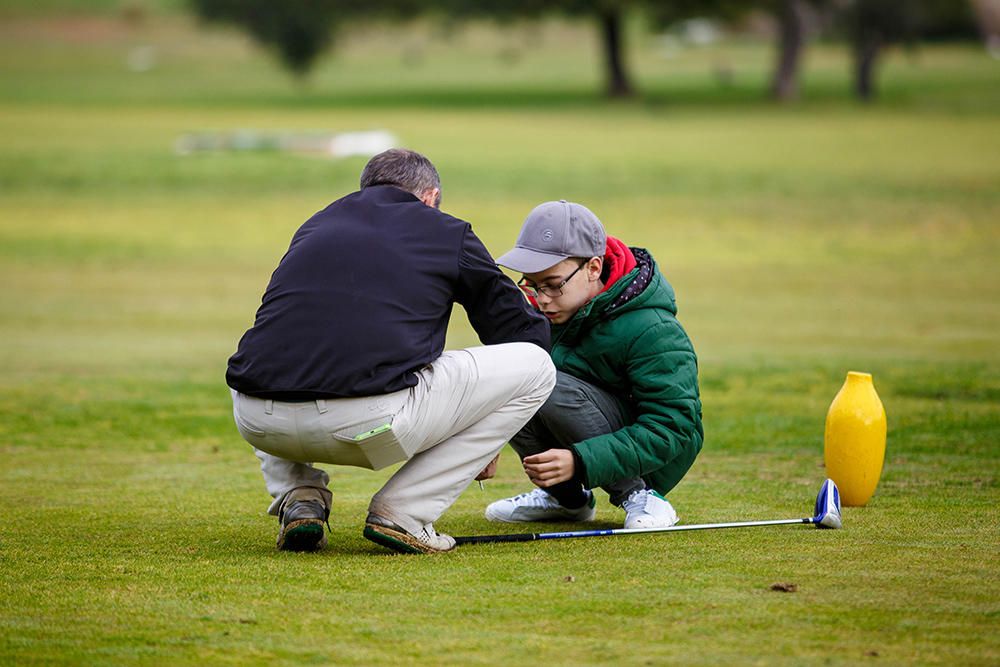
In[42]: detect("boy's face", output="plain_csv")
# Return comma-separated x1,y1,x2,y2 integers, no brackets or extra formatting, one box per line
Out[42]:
521,257,603,325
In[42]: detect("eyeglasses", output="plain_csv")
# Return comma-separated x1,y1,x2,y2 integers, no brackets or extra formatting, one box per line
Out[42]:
518,261,588,298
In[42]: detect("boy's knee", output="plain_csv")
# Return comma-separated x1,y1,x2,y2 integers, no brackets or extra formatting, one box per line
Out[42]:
539,372,591,414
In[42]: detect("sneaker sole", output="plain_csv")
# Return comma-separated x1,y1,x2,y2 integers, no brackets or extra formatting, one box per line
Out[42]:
363,523,453,555
277,519,327,551
485,506,597,523
484,505,520,523
624,514,680,530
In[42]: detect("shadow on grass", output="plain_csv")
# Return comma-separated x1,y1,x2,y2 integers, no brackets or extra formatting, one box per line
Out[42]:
84,76,995,115
244,520,630,556
158,69,1000,115
183,83,862,112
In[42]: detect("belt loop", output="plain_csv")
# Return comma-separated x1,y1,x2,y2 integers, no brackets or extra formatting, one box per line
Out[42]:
264,399,273,415
315,399,328,414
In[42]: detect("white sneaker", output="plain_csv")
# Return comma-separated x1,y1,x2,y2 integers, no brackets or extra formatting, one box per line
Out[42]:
485,488,596,523
622,489,679,529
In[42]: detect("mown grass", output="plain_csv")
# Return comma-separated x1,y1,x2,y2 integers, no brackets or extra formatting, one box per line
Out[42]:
1,12,999,666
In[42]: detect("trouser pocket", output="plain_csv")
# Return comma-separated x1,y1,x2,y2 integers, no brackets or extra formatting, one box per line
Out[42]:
330,419,408,471
232,391,268,444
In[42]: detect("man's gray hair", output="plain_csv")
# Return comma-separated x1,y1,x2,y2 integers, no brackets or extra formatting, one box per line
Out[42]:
360,148,441,198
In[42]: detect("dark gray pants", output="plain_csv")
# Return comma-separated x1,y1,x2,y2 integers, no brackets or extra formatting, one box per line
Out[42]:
509,371,645,507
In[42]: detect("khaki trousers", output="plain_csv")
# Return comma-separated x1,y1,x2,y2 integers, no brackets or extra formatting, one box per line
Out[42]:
231,342,555,535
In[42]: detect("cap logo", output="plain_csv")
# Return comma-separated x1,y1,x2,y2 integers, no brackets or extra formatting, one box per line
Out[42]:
541,228,554,241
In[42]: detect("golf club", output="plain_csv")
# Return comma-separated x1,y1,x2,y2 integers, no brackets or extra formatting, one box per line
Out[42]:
454,478,842,545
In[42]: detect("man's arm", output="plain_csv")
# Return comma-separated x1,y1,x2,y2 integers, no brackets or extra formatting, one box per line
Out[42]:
455,227,551,351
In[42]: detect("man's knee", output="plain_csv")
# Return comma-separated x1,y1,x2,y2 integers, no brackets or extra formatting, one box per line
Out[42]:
536,354,557,398
513,342,556,401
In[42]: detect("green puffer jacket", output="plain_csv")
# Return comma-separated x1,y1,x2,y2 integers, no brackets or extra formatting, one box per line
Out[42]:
551,247,703,495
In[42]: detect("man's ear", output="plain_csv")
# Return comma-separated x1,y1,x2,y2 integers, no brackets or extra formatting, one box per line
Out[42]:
419,188,441,209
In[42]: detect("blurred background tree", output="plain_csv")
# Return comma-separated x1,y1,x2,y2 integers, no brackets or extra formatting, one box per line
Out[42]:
189,0,423,77
438,0,644,98
840,0,979,101
189,0,984,99
190,0,339,77
970,0,1000,52
649,1,814,101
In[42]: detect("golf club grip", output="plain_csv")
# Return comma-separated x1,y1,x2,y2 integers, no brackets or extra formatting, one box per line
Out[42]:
454,533,537,544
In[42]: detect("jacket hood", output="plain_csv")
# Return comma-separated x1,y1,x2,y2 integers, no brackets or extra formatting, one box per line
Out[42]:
604,247,675,317
600,236,637,292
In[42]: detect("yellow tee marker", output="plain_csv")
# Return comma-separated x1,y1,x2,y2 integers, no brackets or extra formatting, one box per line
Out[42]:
824,371,887,507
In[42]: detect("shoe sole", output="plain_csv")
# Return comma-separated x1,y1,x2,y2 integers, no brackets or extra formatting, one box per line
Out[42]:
485,506,597,523
484,506,519,523
363,523,453,555
277,519,327,551
624,514,680,530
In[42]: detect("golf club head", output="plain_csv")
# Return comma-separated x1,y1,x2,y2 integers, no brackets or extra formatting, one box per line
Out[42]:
813,478,843,529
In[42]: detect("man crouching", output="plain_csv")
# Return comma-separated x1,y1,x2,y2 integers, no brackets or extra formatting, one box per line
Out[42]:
226,149,554,554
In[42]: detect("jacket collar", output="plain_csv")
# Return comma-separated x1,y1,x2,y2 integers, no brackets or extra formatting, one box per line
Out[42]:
359,184,421,203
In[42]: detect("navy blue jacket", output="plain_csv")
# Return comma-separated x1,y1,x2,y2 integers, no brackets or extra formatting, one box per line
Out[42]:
226,185,549,399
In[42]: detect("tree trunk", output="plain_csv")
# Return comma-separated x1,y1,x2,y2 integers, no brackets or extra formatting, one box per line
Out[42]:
770,0,809,101
969,0,1000,54
970,0,1000,36
854,33,881,102
599,8,634,98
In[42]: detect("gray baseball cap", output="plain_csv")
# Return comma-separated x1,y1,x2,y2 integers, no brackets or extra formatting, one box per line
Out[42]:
496,200,606,274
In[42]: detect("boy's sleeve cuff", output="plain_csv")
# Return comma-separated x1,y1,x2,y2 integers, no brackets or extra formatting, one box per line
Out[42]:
570,446,588,487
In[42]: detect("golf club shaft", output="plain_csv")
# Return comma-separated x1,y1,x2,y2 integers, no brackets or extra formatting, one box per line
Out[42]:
454,517,815,545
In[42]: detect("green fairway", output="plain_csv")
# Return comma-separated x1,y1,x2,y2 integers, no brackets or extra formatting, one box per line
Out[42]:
1,13,999,666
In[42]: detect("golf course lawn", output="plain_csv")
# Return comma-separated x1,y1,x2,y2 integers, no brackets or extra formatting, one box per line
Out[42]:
1,12,998,665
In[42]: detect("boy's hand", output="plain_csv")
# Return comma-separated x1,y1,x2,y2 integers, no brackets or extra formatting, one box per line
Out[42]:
523,449,575,487
475,453,500,481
